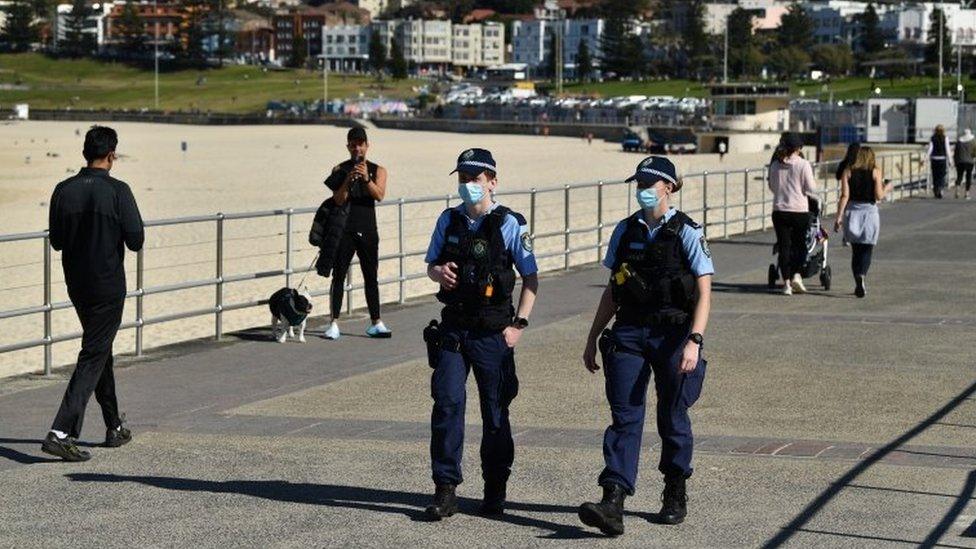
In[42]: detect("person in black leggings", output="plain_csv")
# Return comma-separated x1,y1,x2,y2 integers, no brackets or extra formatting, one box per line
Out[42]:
767,133,818,295
322,127,391,339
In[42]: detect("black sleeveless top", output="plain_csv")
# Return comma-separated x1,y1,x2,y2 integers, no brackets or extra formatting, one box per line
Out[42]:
324,159,380,233
848,168,875,204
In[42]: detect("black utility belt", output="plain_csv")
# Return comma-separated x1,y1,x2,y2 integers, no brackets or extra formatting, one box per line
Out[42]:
615,308,690,327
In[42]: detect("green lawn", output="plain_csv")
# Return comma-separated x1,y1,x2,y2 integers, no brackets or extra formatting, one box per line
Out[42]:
560,75,973,101
0,53,425,113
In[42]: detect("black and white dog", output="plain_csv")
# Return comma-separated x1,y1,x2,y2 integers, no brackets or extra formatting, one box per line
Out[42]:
268,287,313,343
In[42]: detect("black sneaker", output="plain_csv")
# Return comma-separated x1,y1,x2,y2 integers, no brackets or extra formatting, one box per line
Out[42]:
41,433,91,462
105,414,132,448
854,276,866,298
425,484,458,520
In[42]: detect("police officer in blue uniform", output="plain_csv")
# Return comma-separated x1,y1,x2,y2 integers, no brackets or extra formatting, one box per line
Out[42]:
578,156,713,536
423,148,539,519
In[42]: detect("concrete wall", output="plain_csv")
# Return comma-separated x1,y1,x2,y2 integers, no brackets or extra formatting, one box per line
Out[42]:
371,116,627,140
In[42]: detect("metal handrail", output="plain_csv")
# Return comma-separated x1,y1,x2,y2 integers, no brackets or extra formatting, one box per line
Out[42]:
0,151,927,375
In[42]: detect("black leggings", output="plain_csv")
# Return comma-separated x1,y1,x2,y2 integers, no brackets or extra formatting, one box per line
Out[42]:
851,243,874,278
957,163,974,191
772,210,809,280
330,230,381,321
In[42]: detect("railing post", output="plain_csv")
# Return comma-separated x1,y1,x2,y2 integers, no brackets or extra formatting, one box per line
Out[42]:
564,184,570,270
761,165,768,231
398,198,405,304
285,208,293,289
743,169,749,234
597,181,604,262
215,214,224,341
446,193,452,210
43,236,51,376
909,152,914,197
530,188,537,239
702,171,709,238
136,248,144,357
722,170,729,238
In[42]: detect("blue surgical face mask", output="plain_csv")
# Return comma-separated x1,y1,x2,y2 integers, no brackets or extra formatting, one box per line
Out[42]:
636,187,659,210
458,182,485,206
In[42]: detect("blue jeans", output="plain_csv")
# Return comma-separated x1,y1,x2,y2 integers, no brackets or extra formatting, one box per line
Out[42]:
430,326,518,486
598,322,706,495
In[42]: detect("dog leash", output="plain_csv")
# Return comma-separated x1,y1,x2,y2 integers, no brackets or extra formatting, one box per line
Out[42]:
295,251,320,290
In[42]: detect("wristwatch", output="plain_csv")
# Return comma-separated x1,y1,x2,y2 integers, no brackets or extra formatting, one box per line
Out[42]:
512,317,529,329
688,333,704,347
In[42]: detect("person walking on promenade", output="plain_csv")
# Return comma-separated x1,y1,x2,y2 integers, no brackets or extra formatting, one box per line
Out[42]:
42,126,142,462
768,133,817,295
954,128,975,200
322,127,391,340
834,146,893,298
422,148,538,520
928,124,952,199
578,156,713,536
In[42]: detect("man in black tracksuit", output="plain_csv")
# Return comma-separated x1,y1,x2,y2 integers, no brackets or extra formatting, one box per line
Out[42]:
42,126,143,462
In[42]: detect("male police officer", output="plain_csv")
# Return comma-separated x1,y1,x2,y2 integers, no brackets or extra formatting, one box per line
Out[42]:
423,148,538,519
578,156,713,535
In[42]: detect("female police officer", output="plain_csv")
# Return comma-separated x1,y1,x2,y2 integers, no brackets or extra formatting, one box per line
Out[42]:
578,156,713,536
423,148,539,520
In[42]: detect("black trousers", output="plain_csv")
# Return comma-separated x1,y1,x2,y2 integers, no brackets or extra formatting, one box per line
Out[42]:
851,243,874,278
932,159,948,197
51,298,124,439
330,230,381,321
772,210,809,280
956,163,974,191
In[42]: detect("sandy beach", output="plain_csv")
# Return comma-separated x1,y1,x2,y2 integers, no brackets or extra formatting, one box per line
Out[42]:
0,120,785,377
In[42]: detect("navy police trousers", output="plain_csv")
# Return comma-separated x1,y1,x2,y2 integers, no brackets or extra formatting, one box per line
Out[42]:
430,326,519,486
598,322,706,495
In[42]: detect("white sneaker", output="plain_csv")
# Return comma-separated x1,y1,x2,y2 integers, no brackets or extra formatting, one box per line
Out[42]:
782,282,793,295
791,274,807,294
323,321,340,340
366,321,392,338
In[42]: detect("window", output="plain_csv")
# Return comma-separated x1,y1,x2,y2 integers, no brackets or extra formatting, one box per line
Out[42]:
871,104,881,126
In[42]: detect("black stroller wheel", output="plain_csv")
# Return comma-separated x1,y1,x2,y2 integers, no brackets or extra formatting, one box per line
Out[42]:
767,264,778,289
820,265,832,291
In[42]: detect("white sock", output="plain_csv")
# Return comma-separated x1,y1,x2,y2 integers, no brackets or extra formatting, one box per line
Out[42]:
49,429,68,440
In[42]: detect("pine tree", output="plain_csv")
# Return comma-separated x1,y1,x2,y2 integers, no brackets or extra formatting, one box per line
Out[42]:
857,3,884,55
1,0,37,52
368,29,386,74
925,7,952,71
290,31,307,68
682,0,708,58
778,1,812,50
390,36,407,79
61,0,94,57
178,0,208,63
115,0,146,54
726,7,757,78
576,38,591,83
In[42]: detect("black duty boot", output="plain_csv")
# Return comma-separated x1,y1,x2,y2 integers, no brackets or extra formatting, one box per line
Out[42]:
658,476,688,525
480,481,506,515
425,484,458,520
578,483,626,536
41,433,91,462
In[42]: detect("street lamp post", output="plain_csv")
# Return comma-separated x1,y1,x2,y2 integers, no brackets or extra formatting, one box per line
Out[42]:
939,0,944,96
154,0,159,109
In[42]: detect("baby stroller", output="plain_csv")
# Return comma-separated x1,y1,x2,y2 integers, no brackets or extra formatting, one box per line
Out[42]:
767,196,832,290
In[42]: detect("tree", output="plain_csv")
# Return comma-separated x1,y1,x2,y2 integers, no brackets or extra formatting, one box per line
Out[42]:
389,36,407,79
449,0,475,23
811,44,854,77
778,1,812,50
769,46,810,79
368,29,386,73
682,0,708,59
289,31,307,68
547,30,557,78
925,7,953,72
1,0,37,52
598,0,649,19
599,16,644,78
576,37,592,82
60,0,95,56
856,3,884,55
114,0,146,54
178,0,208,63
726,7,758,78
731,45,765,78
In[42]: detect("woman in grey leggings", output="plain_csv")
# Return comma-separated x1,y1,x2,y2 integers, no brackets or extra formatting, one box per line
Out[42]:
834,146,893,298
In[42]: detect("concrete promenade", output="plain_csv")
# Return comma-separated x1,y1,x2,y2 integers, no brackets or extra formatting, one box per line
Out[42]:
1,196,974,548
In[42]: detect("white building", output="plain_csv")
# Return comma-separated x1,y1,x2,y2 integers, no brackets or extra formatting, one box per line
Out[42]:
322,24,369,71
451,22,504,69
512,18,604,76
53,2,114,49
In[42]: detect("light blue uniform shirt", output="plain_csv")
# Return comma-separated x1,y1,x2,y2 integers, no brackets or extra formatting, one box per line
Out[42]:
603,207,715,277
425,202,539,277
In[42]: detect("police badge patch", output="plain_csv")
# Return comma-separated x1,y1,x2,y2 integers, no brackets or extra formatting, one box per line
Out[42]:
463,149,476,160
699,236,711,258
472,239,489,259
521,232,534,253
